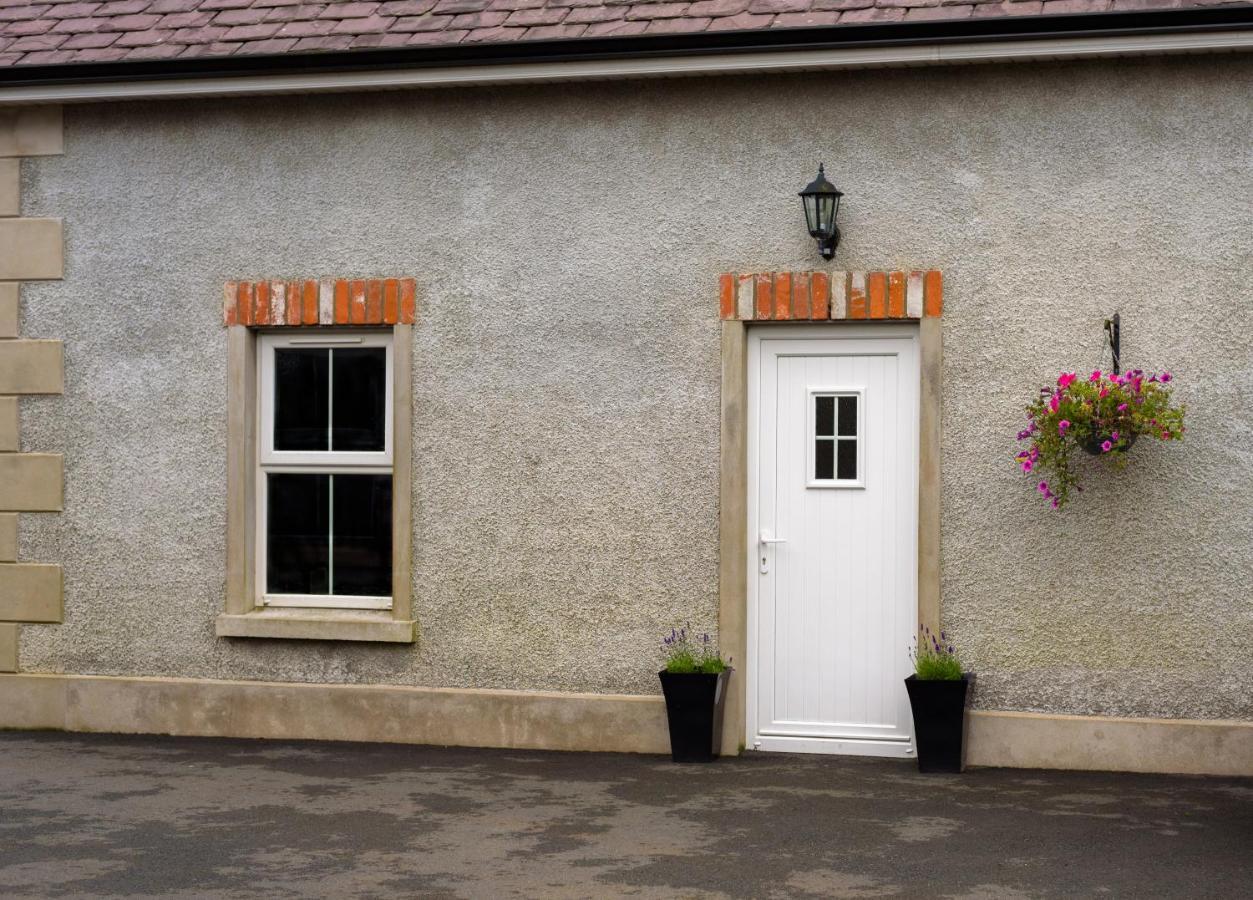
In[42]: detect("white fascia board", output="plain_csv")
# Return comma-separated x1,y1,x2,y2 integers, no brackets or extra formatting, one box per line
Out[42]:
0,29,1249,105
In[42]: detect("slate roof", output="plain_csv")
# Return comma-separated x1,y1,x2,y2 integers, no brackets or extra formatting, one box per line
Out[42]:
0,0,1242,68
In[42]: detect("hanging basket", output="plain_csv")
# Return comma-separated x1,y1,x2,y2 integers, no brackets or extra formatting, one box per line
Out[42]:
1080,433,1139,456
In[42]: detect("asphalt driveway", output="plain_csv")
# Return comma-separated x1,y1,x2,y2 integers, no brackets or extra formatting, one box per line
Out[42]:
0,732,1248,899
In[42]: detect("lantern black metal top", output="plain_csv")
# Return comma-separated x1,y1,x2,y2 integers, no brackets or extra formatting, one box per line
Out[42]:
799,163,843,260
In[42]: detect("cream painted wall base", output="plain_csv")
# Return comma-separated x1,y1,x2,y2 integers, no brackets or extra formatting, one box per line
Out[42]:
967,710,1253,777
0,673,671,754
0,673,1247,774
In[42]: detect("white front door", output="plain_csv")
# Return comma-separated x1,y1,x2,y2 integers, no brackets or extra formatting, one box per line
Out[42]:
748,325,920,757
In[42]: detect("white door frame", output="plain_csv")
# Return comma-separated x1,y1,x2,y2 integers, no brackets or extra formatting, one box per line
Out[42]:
746,323,921,757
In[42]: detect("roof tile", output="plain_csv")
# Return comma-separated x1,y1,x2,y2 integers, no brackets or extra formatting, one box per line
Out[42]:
523,18,586,31
583,15,647,31
113,27,173,44
772,8,839,19
59,28,116,46
431,0,488,11
7,31,64,47
394,12,455,28
379,0,438,11
503,5,567,21
624,2,689,17
645,12,710,26
212,7,271,24
704,8,771,23
46,2,101,18
565,4,624,19
330,11,395,29
109,13,163,29
97,0,154,14
405,24,468,39
462,20,525,34
450,8,509,24
688,0,749,14
222,21,282,37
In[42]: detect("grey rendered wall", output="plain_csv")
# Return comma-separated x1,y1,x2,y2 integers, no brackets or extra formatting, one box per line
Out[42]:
16,54,1253,719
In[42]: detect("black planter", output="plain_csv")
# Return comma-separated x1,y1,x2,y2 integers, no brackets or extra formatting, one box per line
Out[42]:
904,674,973,773
658,670,729,763
1081,433,1138,456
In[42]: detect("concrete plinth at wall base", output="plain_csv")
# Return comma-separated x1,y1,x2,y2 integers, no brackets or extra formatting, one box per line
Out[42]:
0,673,671,755
0,673,1248,775
967,710,1253,777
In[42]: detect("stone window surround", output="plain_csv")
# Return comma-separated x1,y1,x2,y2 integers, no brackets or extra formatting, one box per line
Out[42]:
215,279,418,644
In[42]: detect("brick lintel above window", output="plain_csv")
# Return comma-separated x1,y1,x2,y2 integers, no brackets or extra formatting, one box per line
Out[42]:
223,278,417,328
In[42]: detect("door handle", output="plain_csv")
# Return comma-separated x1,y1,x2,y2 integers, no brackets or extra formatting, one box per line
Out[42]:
759,531,785,574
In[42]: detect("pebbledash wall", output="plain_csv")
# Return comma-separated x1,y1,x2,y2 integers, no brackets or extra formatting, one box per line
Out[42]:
4,54,1252,772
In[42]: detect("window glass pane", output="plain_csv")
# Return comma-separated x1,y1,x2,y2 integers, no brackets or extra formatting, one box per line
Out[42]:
332,474,392,597
267,473,329,594
837,439,857,480
815,439,834,481
332,348,386,452
815,396,834,436
837,396,857,436
274,349,328,451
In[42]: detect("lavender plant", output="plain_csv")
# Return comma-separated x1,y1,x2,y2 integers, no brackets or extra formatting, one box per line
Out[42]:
911,625,963,681
662,627,729,675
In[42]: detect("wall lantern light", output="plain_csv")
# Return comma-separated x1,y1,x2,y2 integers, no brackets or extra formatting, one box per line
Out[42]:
799,163,844,260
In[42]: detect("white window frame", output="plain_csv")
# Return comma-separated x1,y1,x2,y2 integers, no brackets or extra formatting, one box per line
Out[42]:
806,386,866,490
256,331,394,610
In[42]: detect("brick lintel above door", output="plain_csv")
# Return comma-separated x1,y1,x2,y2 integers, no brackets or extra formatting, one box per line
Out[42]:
719,271,942,322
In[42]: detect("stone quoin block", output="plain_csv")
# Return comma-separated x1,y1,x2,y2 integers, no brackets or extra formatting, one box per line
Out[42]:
0,283,17,338
0,339,63,395
0,563,62,623
0,513,16,562
0,623,15,672
223,278,418,326
0,453,63,511
0,159,19,217
0,219,63,281
0,396,16,451
0,108,63,158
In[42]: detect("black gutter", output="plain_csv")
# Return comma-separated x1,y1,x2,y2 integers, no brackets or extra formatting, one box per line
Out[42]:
1,7,1250,87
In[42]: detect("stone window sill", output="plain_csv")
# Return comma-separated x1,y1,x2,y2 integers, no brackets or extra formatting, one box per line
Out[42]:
215,608,416,643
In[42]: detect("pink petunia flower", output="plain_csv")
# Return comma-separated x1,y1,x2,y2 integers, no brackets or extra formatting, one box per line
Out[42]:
1022,460,1034,472
1101,440,1113,452
1050,497,1060,509
1057,373,1077,389
1160,372,1172,383
1049,395,1060,412
1117,403,1127,412
1111,431,1120,442
1089,370,1102,382
1058,419,1071,436
1099,388,1109,398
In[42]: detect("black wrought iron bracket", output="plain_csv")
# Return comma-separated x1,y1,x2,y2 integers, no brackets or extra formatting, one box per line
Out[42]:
1104,313,1121,375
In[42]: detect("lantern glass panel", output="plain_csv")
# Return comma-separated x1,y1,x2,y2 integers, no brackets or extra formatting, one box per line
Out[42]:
802,193,820,236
